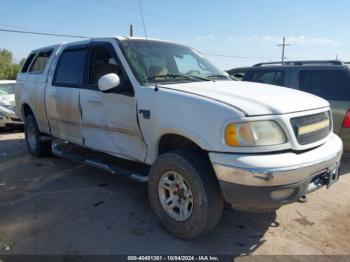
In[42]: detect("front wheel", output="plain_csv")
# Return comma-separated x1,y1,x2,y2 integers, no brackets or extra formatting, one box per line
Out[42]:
25,114,51,158
148,150,224,239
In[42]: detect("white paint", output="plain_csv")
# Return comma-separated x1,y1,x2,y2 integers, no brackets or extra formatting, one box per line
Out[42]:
80,89,146,162
209,133,342,170
98,73,120,92
15,36,342,170
160,80,329,116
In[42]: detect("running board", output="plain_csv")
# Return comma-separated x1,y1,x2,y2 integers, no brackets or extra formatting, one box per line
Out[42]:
52,141,148,183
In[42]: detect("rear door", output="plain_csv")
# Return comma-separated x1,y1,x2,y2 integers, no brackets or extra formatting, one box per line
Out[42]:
45,44,87,145
296,68,350,135
15,53,36,117
27,49,55,133
16,53,44,125
79,40,146,161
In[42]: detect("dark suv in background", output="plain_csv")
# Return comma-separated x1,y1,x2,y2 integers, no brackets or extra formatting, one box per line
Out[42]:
227,60,350,151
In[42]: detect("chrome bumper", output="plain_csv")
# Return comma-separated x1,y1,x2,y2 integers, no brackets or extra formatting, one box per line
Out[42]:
210,134,343,187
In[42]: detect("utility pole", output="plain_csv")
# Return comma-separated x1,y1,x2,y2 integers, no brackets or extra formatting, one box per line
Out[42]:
129,24,133,37
277,37,290,63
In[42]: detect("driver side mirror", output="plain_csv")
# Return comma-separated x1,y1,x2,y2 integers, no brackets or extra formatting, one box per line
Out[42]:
98,73,120,92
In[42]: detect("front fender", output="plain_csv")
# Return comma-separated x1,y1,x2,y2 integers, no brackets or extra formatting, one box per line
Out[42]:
137,87,245,164
157,126,212,151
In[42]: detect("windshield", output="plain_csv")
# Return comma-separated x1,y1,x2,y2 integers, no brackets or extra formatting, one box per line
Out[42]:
0,84,15,95
118,39,230,85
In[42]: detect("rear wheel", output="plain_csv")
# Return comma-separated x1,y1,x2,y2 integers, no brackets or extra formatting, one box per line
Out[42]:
25,114,51,157
148,150,224,239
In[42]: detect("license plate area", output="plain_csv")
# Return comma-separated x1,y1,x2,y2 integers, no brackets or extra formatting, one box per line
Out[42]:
311,163,340,189
327,163,340,188
326,162,340,188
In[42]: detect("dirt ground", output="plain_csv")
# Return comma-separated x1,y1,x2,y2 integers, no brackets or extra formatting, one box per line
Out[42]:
0,130,350,257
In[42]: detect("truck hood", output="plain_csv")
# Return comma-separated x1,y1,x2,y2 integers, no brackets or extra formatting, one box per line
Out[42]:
160,81,329,116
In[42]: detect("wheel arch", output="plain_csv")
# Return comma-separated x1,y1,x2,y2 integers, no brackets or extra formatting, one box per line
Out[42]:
156,130,211,156
21,103,34,121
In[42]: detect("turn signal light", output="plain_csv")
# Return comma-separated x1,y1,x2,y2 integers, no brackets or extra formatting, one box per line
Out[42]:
343,110,350,128
225,123,254,147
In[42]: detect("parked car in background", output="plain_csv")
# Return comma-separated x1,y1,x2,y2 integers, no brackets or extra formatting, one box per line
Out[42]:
16,38,343,239
0,80,23,128
227,61,350,151
226,67,250,81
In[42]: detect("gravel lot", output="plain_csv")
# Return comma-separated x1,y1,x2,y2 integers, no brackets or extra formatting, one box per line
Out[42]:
0,130,350,257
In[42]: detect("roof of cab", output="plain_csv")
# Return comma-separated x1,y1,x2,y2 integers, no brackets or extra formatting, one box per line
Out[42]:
116,36,176,44
29,36,182,55
31,44,61,53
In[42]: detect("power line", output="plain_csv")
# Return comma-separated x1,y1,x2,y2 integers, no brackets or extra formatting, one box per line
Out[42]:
0,27,280,61
0,28,89,39
204,52,280,60
95,0,229,35
37,0,235,38
0,23,39,31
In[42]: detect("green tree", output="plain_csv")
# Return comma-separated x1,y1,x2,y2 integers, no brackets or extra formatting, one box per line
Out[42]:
19,58,26,68
0,49,22,80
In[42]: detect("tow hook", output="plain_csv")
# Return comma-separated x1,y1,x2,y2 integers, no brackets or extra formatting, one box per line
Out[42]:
297,195,307,203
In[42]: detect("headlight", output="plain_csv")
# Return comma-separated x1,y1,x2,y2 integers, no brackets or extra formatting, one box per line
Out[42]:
225,121,287,147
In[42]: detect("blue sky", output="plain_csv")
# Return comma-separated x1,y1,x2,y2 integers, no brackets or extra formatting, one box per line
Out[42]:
1,0,350,69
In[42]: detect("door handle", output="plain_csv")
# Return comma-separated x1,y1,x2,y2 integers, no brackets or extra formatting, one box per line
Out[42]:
88,99,102,105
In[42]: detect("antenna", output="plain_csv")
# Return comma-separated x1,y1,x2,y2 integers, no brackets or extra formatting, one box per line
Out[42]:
129,24,133,37
137,0,148,39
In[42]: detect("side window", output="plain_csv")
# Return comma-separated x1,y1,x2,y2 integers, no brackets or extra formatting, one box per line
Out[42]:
54,49,86,86
228,70,246,81
21,53,36,73
244,70,286,86
299,69,350,101
29,50,53,73
89,46,121,85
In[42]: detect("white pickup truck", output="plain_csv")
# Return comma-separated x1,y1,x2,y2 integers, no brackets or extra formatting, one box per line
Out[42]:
16,37,343,239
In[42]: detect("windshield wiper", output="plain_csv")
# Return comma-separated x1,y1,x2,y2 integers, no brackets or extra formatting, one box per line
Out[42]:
147,74,209,82
186,74,211,81
147,74,191,81
206,74,229,79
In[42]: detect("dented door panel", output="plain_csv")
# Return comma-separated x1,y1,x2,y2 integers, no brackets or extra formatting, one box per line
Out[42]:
80,89,147,162
45,86,83,145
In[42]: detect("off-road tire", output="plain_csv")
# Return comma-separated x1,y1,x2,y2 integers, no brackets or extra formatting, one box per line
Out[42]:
148,150,224,239
25,114,51,157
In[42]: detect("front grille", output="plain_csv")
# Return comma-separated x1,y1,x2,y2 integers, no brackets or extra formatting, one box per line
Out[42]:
290,111,331,145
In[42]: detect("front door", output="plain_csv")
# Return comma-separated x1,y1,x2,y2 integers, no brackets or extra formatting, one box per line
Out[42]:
79,41,147,162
